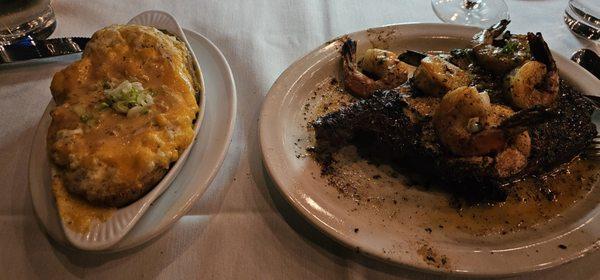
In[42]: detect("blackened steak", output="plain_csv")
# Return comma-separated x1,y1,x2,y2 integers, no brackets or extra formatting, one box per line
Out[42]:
528,83,597,170
312,82,596,202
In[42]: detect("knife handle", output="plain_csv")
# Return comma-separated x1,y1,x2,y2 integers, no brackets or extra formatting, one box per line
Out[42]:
0,36,89,64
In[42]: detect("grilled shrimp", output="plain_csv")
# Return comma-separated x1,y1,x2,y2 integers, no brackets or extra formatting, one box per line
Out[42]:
342,39,411,98
433,86,503,156
505,32,559,109
472,20,530,74
412,55,472,96
433,86,548,159
360,48,401,78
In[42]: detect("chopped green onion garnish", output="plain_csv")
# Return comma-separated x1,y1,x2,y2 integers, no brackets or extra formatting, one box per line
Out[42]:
103,80,154,117
501,41,519,54
80,114,91,123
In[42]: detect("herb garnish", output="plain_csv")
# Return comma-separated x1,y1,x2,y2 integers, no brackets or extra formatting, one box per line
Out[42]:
501,41,519,54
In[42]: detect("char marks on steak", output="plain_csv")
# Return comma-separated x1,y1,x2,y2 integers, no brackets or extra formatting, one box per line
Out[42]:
312,82,596,202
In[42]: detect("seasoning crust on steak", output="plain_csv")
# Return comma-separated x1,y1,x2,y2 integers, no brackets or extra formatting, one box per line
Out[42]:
313,84,595,201
311,21,596,202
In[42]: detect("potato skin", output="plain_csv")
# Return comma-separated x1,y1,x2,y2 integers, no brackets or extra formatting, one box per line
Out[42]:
60,166,167,207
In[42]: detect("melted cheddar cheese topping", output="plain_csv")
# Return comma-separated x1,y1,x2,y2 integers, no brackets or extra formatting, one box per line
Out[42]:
48,25,199,225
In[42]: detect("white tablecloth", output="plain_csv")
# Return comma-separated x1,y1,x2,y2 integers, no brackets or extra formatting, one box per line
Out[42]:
1,0,599,279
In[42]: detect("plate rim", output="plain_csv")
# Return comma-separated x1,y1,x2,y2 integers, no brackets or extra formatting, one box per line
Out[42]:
28,27,237,252
259,22,600,277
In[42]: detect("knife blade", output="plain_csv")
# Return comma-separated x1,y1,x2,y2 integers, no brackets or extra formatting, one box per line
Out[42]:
0,37,90,64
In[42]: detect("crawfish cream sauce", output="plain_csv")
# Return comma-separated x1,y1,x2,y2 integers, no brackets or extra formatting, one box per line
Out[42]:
304,77,599,236
51,171,115,234
48,25,199,233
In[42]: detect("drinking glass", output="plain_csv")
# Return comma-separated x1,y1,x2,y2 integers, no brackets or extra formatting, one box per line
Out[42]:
431,0,509,28
0,0,56,45
564,0,600,40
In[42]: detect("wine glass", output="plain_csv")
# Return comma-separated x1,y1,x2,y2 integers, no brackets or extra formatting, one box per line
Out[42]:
431,0,509,28
0,0,56,45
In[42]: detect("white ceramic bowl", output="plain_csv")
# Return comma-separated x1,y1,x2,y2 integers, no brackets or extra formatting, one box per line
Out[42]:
29,11,212,251
259,23,600,277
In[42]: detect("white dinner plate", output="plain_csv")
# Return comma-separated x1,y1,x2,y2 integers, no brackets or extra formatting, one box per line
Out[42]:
29,26,236,252
259,23,600,277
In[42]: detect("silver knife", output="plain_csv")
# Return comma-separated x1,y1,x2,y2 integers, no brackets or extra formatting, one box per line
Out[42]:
0,37,90,64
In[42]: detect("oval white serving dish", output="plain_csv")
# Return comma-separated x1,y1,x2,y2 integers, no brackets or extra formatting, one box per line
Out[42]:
29,10,206,251
30,27,236,252
259,23,600,277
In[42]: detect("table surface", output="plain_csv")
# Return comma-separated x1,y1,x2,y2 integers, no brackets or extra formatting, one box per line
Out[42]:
1,0,599,279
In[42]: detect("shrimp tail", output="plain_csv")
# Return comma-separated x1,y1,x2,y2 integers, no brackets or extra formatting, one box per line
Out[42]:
527,32,556,72
341,39,357,65
499,106,556,134
488,19,511,38
470,106,555,156
527,32,560,98
473,19,511,46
